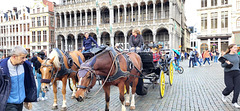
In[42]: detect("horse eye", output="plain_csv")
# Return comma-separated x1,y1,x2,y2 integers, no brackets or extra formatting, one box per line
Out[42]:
49,70,51,73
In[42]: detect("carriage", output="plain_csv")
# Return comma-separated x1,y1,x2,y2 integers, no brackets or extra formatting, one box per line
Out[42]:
136,50,174,98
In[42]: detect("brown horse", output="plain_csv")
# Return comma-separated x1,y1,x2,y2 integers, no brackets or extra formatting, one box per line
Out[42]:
75,49,142,111
37,48,85,110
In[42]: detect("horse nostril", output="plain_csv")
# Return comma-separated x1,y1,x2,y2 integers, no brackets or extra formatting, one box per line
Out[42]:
76,96,83,102
45,86,48,89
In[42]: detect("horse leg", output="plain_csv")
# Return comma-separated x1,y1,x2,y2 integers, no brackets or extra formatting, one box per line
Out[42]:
125,82,130,106
52,81,58,110
61,77,67,111
71,78,76,99
118,82,126,111
103,85,110,111
130,78,138,110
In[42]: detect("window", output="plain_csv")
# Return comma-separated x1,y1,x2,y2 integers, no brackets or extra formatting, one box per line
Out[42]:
201,0,207,7
37,8,40,13
13,25,15,33
32,46,35,50
24,24,26,31
37,31,41,42
51,30,54,42
43,30,47,42
16,25,18,32
221,0,228,5
237,0,240,10
32,17,35,27
1,26,3,33
43,46,47,49
211,12,218,29
221,11,228,28
38,46,41,50
211,0,217,6
32,31,36,42
43,16,46,26
27,23,29,31
10,25,12,33
23,14,25,20
50,17,54,27
20,24,22,32
37,17,41,26
237,18,240,28
201,13,207,30
33,9,35,14
42,8,44,12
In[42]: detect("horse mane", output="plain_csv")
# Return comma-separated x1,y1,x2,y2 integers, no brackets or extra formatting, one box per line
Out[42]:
48,49,61,69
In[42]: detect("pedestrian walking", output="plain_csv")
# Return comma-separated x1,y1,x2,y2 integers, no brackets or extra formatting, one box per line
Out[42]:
214,49,220,63
202,50,211,66
221,44,240,108
0,46,37,111
189,49,195,68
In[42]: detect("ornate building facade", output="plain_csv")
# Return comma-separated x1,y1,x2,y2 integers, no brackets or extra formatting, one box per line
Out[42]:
30,0,55,56
0,6,31,57
197,0,231,53
54,0,188,51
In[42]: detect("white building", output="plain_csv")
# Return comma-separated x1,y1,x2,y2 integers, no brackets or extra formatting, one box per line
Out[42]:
197,0,231,53
54,0,189,51
231,0,240,47
0,6,31,57
30,0,55,56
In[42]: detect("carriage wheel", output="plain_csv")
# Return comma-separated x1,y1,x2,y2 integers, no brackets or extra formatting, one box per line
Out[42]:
68,78,76,91
159,71,165,98
177,66,184,74
169,61,174,86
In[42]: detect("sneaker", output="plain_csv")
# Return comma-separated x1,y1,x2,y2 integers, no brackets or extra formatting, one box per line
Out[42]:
37,98,41,102
221,94,226,102
41,97,45,101
232,103,240,108
44,97,48,100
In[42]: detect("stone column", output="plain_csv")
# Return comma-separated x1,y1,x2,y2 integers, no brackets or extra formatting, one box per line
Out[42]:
61,37,64,50
161,0,164,19
60,14,62,27
208,39,211,50
118,7,120,23
124,35,127,49
74,11,77,26
55,36,58,49
85,11,88,26
75,36,78,50
80,11,82,26
54,12,57,28
153,32,156,42
138,3,141,21
153,1,156,20
97,37,101,46
131,5,133,21
65,36,68,51
146,4,148,20
110,35,114,47
97,8,100,26
91,10,93,25
110,7,114,24
70,13,72,27
169,32,172,49
218,38,221,52
124,5,127,23
64,12,67,27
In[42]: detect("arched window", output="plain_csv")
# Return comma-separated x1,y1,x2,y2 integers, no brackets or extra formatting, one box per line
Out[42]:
237,17,240,28
200,43,208,53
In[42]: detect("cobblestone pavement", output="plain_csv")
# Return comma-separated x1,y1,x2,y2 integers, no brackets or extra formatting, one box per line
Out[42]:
24,60,239,111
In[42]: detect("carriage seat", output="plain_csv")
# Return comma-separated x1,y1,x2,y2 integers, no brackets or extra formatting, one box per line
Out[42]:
89,45,107,55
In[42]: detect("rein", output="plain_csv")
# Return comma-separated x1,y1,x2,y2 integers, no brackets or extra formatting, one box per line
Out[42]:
77,52,122,97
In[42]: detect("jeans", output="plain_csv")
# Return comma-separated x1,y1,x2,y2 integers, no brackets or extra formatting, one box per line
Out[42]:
203,58,210,65
222,70,240,103
195,57,202,66
214,56,218,63
6,103,23,111
37,73,45,98
189,58,195,67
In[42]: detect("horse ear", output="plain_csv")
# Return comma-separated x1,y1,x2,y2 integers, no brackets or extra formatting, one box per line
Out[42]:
49,57,55,63
37,57,44,63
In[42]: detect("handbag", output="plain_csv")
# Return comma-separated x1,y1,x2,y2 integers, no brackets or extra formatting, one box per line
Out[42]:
218,56,233,68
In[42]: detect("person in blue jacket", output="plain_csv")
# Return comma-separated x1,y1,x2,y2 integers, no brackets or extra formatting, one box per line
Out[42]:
82,32,98,53
0,46,37,111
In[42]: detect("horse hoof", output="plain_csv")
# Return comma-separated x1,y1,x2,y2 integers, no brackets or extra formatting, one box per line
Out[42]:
125,102,130,106
130,106,135,110
71,96,75,99
61,107,67,111
52,106,58,110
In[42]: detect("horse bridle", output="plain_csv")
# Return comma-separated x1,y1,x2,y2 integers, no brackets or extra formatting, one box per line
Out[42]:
40,59,58,84
76,67,96,90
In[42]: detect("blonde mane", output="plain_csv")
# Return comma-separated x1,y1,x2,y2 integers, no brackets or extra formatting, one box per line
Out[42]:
48,49,61,69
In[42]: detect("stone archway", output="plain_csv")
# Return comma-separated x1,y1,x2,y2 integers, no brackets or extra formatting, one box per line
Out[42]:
114,31,124,48
77,33,84,48
57,34,65,50
142,28,153,44
67,34,75,51
101,32,110,46
156,28,169,48
101,7,110,24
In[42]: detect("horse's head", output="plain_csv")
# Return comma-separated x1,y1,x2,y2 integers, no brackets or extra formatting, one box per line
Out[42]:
37,56,55,92
75,68,96,102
